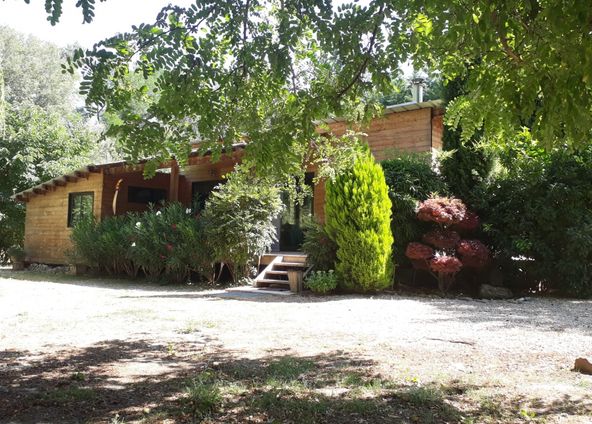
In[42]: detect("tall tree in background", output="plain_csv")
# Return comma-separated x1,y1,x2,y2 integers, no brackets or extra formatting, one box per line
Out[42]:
0,27,99,260
439,76,493,205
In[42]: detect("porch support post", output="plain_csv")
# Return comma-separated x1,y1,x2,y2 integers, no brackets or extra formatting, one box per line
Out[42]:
169,160,179,202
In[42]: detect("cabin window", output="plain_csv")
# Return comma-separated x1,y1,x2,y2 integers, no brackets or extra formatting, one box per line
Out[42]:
68,192,94,227
128,186,167,204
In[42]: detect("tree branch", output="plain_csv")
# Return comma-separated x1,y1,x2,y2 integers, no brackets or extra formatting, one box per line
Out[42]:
491,11,524,65
242,0,251,78
334,4,385,100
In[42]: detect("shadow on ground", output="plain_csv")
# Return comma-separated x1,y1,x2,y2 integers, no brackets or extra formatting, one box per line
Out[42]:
1,339,591,423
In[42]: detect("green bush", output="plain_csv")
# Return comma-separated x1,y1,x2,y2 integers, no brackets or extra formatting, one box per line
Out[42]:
70,203,214,283
305,270,338,294
325,150,394,292
70,214,139,277
97,214,138,277
69,215,102,268
6,245,25,262
0,200,25,264
478,146,592,297
202,167,283,283
381,152,448,266
129,203,215,283
301,221,337,271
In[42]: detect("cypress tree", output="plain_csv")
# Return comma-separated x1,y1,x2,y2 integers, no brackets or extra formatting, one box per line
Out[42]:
325,150,394,292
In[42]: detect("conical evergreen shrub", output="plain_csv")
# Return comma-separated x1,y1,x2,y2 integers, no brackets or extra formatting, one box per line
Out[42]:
325,150,394,292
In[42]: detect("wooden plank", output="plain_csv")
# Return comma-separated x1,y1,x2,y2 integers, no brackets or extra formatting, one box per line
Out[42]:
169,160,179,202
275,261,308,267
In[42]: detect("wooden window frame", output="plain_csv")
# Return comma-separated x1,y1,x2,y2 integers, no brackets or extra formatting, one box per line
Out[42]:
67,191,94,228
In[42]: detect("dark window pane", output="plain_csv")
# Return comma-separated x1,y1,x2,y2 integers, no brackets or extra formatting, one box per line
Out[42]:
68,192,94,227
128,186,167,204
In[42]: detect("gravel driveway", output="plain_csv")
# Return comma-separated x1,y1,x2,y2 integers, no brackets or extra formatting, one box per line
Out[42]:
1,270,591,423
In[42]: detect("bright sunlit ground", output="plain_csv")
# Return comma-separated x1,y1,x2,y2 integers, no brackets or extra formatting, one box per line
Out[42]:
1,269,591,423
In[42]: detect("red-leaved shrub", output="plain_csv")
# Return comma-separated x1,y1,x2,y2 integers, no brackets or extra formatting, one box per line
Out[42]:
422,229,461,250
405,242,434,260
405,195,489,293
457,239,490,268
417,197,466,225
454,211,480,232
429,255,463,274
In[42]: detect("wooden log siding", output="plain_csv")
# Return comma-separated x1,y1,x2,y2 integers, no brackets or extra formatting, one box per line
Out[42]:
23,172,104,265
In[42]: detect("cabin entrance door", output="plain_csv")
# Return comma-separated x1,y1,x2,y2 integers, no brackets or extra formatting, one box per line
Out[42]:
278,173,314,252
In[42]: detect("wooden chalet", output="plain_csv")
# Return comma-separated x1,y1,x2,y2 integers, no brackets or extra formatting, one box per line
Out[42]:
13,100,444,269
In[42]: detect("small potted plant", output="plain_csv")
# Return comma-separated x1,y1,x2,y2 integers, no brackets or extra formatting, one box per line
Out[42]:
6,246,26,271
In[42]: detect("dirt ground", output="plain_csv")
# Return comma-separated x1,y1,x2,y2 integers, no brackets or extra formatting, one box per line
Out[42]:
1,269,592,423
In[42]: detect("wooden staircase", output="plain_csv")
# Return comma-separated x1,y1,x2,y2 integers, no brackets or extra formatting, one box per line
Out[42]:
255,253,310,291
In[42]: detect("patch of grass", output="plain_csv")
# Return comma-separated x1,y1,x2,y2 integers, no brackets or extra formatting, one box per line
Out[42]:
182,371,222,420
253,389,330,420
265,357,314,382
219,381,249,396
341,373,396,392
177,319,217,334
38,386,96,404
70,372,86,382
402,385,443,405
477,395,503,419
341,372,364,387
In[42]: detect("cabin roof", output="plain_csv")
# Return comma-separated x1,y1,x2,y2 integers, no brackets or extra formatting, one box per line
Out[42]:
314,99,443,124
12,142,247,202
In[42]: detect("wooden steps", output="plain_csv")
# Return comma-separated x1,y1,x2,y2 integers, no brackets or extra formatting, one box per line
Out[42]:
255,253,310,291
275,262,307,267
266,270,288,276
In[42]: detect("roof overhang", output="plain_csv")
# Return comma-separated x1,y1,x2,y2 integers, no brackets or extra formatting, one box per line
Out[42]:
12,142,247,202
315,99,443,125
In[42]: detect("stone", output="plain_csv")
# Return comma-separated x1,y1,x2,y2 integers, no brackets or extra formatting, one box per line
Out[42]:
479,284,513,299
573,358,592,375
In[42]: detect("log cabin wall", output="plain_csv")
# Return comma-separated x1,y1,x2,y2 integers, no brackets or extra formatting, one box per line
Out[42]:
313,108,439,223
431,112,444,151
23,172,104,264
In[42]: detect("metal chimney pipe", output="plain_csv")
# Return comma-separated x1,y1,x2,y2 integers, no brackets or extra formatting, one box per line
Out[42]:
411,77,425,103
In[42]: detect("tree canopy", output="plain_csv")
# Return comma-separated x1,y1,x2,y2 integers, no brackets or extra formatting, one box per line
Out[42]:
0,27,100,258
20,0,107,25
15,0,592,178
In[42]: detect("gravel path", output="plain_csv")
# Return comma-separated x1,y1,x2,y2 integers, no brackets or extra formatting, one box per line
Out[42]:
1,270,591,423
